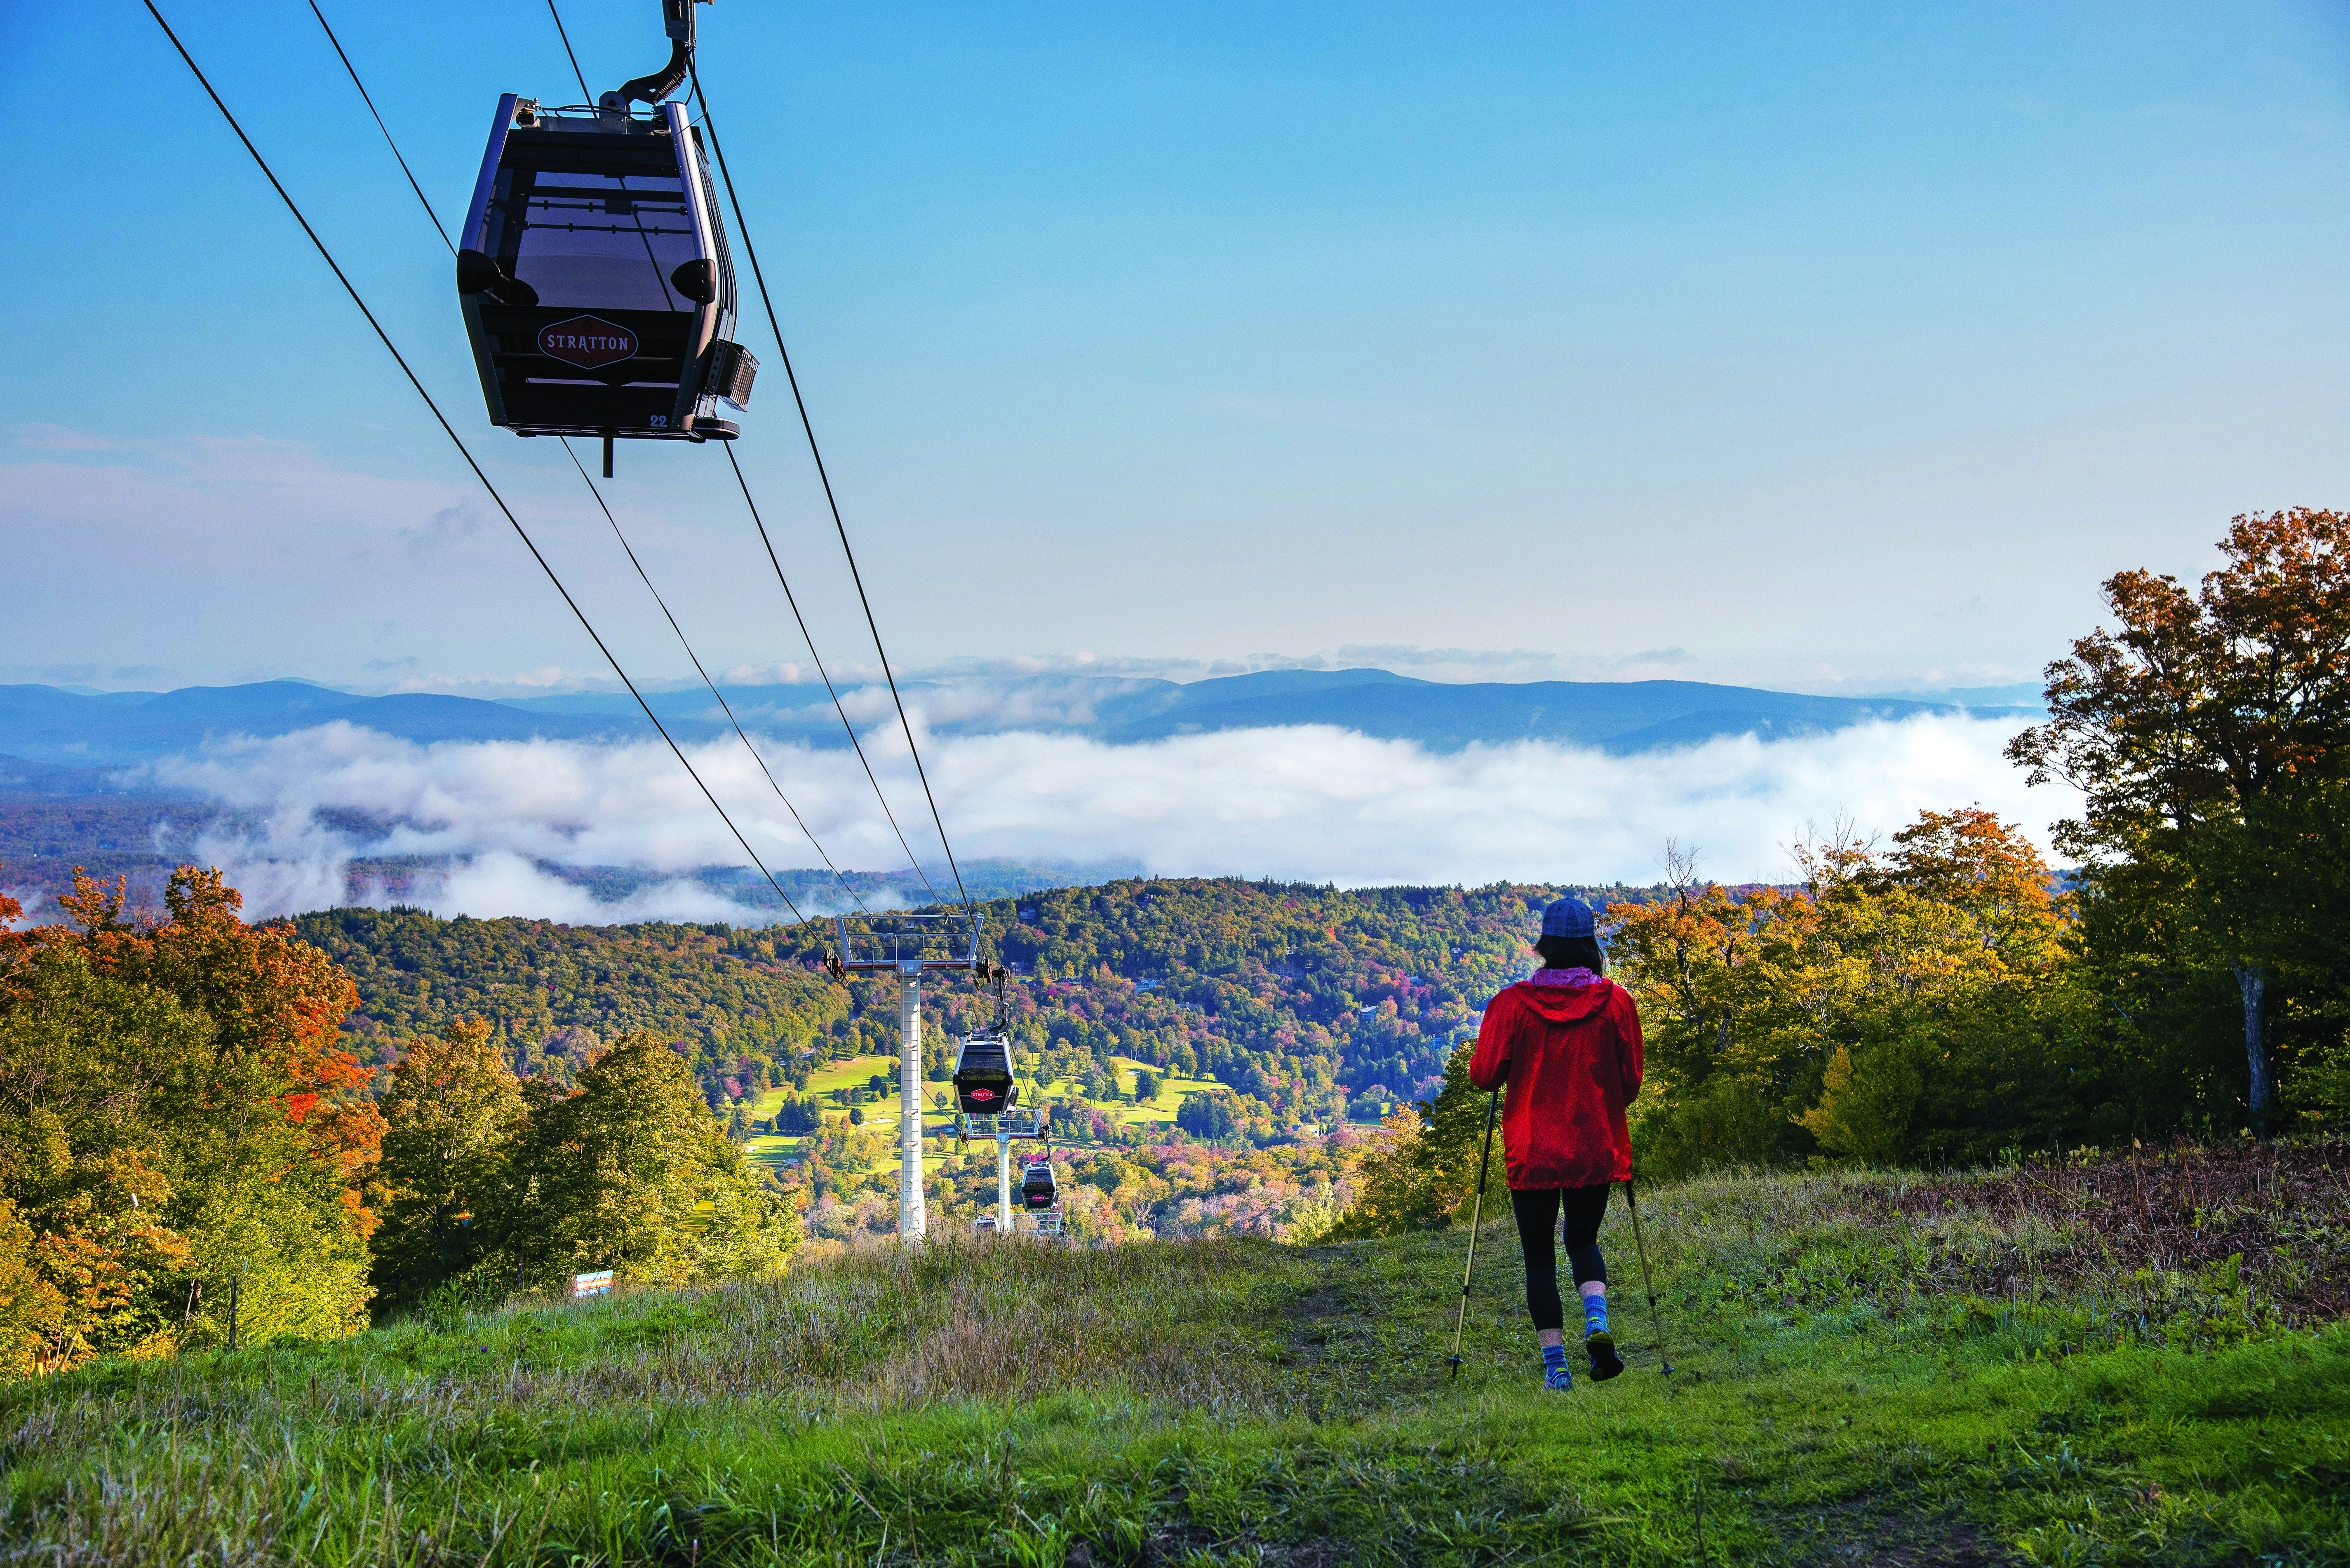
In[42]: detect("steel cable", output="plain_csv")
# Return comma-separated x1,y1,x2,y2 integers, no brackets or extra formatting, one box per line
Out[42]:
302,0,869,922
559,438,870,914
724,444,940,902
141,0,815,925
546,0,593,104
686,58,975,914
304,0,453,254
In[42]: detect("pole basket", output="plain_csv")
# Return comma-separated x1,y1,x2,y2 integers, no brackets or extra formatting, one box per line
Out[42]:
832,913,982,974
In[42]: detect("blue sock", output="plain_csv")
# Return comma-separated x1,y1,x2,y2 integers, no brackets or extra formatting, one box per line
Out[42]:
1540,1343,1572,1390
1583,1293,1608,1336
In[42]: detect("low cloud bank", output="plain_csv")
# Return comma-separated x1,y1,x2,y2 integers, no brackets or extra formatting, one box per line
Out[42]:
139,715,2076,922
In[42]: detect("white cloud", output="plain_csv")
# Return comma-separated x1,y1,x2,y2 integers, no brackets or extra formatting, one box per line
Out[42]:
381,852,804,926
136,714,2076,921
379,665,596,695
927,716,2072,887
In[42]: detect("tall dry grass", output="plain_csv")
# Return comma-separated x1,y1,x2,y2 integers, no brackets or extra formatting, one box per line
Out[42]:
0,1232,1309,1566
7,1151,2346,1567
1611,1140,2350,1354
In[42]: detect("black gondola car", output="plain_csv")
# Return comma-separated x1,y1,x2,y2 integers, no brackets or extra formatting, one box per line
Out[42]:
952,1032,1018,1117
456,95,755,444
1021,1160,1058,1211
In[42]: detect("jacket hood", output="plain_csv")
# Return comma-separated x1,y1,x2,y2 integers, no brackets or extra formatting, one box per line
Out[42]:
1507,976,1618,1023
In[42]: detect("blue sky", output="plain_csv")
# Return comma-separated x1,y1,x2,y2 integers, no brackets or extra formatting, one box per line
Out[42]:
7,0,2346,697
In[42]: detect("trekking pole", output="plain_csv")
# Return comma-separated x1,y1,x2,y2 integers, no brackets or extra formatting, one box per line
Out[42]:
1447,1088,1502,1381
1622,1177,1675,1394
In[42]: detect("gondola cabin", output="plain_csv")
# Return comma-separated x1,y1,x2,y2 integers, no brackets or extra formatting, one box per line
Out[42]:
952,1032,1018,1117
456,96,755,446
1021,1160,1058,1211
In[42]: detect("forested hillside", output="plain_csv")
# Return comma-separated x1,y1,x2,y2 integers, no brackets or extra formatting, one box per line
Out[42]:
291,908,849,1103
944,878,1666,1127
292,878,1676,1134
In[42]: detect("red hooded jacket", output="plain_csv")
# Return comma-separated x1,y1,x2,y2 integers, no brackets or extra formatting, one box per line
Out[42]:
1468,972,1643,1190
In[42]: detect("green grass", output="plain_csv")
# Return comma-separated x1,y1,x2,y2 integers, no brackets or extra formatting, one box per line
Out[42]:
1014,1057,1231,1138
742,1053,1230,1166
7,1159,2346,1566
1092,1056,1224,1134
742,1056,957,1170
744,1051,1226,1174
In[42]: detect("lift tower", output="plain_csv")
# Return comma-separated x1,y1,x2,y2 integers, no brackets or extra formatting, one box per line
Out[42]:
833,914,981,1241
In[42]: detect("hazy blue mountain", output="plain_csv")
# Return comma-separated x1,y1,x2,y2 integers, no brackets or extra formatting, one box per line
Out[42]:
500,683,940,732
0,669,2033,779
496,692,656,715
1096,676,2021,751
0,753,153,796
0,681,720,767
115,681,359,726
1163,667,1428,703
324,695,658,744
0,685,123,727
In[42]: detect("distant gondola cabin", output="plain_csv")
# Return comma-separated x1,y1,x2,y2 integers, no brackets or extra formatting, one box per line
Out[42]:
1021,1160,1058,1211
952,1033,1018,1117
456,95,755,443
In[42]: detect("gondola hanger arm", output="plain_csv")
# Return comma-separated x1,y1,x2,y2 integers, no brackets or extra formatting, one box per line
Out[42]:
604,0,710,115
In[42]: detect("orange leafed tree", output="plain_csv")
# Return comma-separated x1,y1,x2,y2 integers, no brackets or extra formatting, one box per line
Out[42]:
0,866,382,1369
2008,508,2350,1131
1605,810,2086,1172
52,866,383,1227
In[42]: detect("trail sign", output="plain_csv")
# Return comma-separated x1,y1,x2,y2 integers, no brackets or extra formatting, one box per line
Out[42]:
571,1269,615,1298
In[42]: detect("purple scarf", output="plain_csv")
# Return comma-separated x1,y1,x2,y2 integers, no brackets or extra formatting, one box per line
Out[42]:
1531,967,1599,988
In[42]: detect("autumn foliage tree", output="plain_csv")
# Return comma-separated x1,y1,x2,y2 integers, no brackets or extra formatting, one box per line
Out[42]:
0,868,381,1371
1606,809,2090,1174
1323,1041,1494,1238
372,1026,800,1307
2008,508,2350,1132
0,936,196,1371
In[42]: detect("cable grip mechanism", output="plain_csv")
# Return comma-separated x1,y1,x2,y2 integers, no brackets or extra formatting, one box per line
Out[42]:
602,0,711,116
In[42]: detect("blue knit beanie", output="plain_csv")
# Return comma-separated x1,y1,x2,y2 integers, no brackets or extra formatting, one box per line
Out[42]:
1540,897,1597,939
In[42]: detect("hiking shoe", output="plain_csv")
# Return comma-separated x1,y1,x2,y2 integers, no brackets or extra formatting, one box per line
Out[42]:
1585,1329,1624,1382
1544,1362,1574,1392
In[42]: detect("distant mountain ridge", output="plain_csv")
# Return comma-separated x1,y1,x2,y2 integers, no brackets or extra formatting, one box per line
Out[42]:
0,681,657,769
0,668,2040,778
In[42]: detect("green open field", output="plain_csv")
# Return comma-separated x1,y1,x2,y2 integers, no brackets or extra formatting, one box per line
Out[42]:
8,1153,2345,1565
739,1054,928,1168
1092,1056,1223,1134
739,1054,1238,1181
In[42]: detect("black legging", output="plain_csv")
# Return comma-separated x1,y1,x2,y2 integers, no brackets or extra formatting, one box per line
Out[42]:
1511,1184,1611,1332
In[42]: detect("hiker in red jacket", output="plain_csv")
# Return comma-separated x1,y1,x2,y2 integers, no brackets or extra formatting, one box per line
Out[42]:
1469,897,1643,1391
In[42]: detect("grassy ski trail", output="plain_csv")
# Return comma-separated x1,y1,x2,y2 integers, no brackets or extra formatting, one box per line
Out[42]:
4,1153,2345,1565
